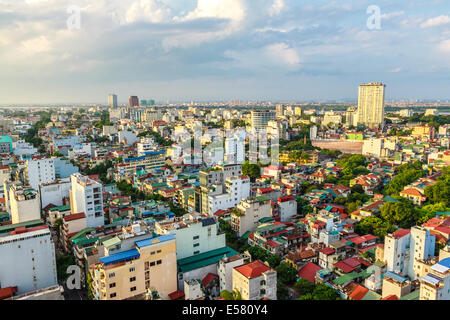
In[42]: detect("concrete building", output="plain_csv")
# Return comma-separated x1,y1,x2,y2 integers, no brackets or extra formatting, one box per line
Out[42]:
232,260,277,300
384,227,435,280
91,234,177,300
8,185,41,224
231,197,272,237
251,110,276,131
108,94,118,108
357,82,386,128
0,224,57,295
420,257,450,300
25,158,56,190
277,195,297,222
381,271,412,299
207,176,250,216
70,173,104,228
39,179,71,210
155,214,225,260
12,140,38,157
217,254,247,293
118,130,138,146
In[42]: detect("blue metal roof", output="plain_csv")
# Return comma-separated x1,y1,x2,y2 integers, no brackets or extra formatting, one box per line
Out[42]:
135,234,175,248
384,271,408,283
100,248,140,265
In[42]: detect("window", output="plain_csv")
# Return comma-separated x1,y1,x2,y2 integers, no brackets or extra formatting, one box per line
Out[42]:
109,273,116,278
130,287,136,292
194,251,200,255
157,250,161,254
130,277,136,282
150,262,156,267
110,293,116,298
109,283,116,288
156,260,162,265
129,267,135,272
193,243,200,248
193,235,199,240
151,251,155,255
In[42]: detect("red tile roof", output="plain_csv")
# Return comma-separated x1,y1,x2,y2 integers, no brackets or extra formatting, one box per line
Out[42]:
392,229,410,239
168,290,185,300
382,294,398,300
348,285,369,300
297,262,322,283
235,260,272,279
63,212,86,222
202,273,219,287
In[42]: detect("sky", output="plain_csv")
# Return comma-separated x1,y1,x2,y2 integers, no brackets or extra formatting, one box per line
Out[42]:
0,0,450,104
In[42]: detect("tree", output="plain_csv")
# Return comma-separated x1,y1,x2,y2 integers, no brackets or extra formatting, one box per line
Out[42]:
220,289,242,300
267,254,282,268
296,197,313,216
242,161,261,181
275,262,298,285
297,283,340,300
354,216,395,241
277,283,290,300
294,278,315,296
381,201,419,228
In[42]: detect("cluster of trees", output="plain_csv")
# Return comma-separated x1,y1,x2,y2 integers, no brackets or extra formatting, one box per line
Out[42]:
424,166,450,207
83,160,114,184
402,114,450,129
137,130,173,147
388,127,412,137
94,111,113,128
334,185,371,214
295,197,314,217
218,219,248,253
294,279,340,300
384,161,425,195
56,254,75,283
242,161,261,181
335,154,369,186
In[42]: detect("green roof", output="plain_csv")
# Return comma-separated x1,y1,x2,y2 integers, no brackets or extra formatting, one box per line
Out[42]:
103,236,121,248
241,231,252,239
255,196,270,202
49,205,71,212
177,246,238,273
361,290,381,300
73,236,99,247
399,290,420,300
70,228,95,241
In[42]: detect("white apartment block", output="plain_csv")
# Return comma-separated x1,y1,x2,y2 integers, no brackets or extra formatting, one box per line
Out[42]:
137,137,158,156
277,195,297,222
0,225,57,295
25,158,56,190
217,254,246,293
207,176,250,216
70,173,104,228
384,226,435,280
12,140,38,157
39,179,71,210
357,82,386,128
7,185,41,224
118,130,138,146
155,214,225,260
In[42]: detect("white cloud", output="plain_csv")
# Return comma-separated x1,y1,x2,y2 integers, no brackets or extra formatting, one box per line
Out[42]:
125,0,172,24
437,39,450,53
265,42,300,68
269,0,286,16
381,11,404,20
181,0,247,23
420,15,450,28
20,35,51,55
388,67,403,73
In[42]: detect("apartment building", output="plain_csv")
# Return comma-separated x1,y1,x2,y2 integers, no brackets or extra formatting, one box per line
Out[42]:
420,258,450,300
7,184,41,224
70,173,104,228
232,260,277,300
25,158,56,190
0,224,57,295
231,197,272,237
91,234,177,300
207,176,250,216
155,214,225,260
384,226,435,280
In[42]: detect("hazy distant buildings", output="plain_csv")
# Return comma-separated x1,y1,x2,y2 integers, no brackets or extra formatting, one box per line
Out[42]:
129,96,139,108
108,94,117,108
357,82,386,128
251,110,276,131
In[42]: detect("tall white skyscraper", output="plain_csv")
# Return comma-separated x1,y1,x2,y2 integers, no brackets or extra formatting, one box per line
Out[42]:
357,82,385,128
108,94,117,108
70,173,104,228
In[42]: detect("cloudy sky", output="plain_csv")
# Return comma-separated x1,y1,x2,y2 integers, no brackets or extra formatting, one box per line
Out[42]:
0,0,449,104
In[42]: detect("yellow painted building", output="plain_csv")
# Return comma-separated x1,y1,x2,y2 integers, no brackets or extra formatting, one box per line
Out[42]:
91,234,177,300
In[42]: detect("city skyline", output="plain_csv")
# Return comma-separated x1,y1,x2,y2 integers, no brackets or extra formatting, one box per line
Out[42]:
1,0,450,104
